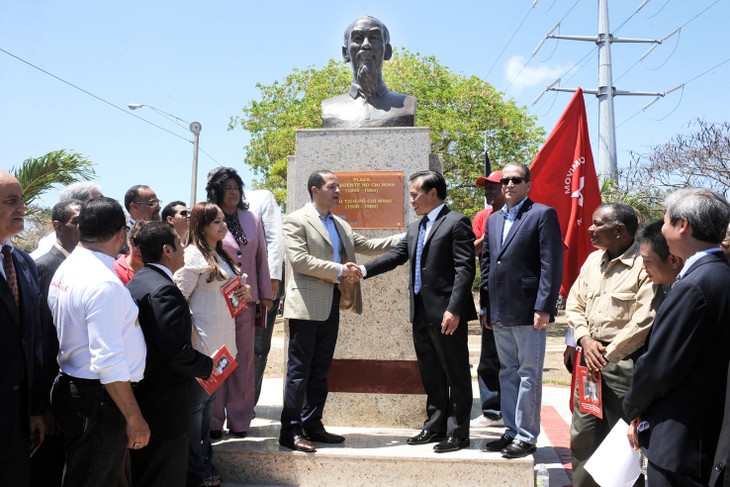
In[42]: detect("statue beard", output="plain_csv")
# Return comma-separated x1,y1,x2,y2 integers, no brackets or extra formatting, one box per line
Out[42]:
355,62,379,97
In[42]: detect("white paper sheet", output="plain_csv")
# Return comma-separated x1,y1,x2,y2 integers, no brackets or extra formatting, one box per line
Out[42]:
584,419,642,487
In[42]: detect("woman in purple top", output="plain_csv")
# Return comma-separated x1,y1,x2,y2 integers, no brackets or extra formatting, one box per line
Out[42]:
206,167,273,437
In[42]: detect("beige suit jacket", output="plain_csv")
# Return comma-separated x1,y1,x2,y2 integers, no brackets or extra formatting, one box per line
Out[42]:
283,203,400,321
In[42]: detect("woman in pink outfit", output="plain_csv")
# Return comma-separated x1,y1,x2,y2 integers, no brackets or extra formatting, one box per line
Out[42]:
206,167,272,437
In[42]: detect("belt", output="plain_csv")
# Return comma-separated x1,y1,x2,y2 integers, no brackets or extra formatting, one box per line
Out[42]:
59,372,139,387
59,372,100,384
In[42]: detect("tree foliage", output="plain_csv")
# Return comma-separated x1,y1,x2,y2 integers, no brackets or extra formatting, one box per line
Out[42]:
229,49,545,216
11,149,95,251
625,118,730,198
12,149,96,210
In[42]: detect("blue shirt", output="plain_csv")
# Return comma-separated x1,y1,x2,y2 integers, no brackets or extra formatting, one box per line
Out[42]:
500,197,528,243
312,204,344,280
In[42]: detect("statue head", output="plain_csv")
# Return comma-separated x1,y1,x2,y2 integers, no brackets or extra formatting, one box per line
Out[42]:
342,16,392,93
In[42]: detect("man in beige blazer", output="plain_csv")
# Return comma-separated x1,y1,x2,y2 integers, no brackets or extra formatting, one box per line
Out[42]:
279,169,399,452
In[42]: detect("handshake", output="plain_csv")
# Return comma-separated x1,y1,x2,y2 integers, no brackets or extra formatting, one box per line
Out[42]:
342,262,363,283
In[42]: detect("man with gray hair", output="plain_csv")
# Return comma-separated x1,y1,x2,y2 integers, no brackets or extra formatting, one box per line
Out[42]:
623,187,730,487
30,181,102,259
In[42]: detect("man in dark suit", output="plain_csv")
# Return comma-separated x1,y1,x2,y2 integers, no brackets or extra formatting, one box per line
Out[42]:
361,170,476,453
126,221,214,486
711,365,730,487
31,199,82,487
480,162,563,459
623,187,730,487
0,170,45,486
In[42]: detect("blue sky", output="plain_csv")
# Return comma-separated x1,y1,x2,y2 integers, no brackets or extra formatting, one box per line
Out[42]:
1,0,726,209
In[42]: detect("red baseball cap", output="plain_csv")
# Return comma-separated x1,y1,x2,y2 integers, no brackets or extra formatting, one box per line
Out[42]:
476,170,502,187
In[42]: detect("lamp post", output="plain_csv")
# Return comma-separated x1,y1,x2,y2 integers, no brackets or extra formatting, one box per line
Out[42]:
128,103,202,206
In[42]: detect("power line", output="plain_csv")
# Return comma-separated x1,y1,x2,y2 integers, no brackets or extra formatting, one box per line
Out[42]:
616,57,730,128
485,2,537,79
0,46,190,144
0,45,222,165
504,0,583,94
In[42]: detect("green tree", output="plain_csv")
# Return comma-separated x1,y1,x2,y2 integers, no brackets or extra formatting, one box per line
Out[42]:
229,49,545,217
12,149,95,210
11,149,95,251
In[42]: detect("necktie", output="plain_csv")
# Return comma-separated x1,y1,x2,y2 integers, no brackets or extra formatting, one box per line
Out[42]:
2,245,19,306
414,217,427,294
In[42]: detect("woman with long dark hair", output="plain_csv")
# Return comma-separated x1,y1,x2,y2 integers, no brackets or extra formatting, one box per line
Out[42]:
206,167,272,438
174,202,248,487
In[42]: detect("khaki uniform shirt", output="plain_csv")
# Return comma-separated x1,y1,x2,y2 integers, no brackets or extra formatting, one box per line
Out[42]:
566,241,656,362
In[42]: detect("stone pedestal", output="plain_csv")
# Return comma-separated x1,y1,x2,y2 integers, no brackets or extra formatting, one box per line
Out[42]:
286,127,441,428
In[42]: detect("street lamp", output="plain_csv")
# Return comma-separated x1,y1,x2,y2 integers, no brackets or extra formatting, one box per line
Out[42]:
128,103,202,207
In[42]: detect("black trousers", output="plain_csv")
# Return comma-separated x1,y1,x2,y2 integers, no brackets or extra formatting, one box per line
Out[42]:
0,378,30,486
280,288,340,438
130,435,188,487
412,294,472,438
647,461,706,487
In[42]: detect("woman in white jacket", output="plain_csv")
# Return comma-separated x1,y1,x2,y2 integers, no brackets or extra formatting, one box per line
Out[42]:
174,202,248,487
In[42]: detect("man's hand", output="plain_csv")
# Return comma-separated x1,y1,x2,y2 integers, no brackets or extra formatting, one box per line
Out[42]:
480,314,493,330
579,335,607,373
270,279,280,298
474,235,484,255
342,262,363,282
563,345,576,373
627,416,641,450
126,415,151,450
30,415,46,446
441,311,460,335
260,299,273,310
533,310,549,330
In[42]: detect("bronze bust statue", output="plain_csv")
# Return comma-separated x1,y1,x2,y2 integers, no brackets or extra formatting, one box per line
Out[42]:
322,16,416,128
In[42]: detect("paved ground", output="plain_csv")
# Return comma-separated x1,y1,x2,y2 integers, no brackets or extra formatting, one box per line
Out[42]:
227,315,576,486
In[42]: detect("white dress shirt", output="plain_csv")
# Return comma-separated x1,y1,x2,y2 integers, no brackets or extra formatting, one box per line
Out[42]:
48,247,145,384
246,190,284,281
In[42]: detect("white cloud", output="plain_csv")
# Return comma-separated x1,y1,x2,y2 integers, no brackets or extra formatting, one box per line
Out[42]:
504,55,569,94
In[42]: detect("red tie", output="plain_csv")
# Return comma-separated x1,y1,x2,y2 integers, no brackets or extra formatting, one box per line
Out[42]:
2,245,19,306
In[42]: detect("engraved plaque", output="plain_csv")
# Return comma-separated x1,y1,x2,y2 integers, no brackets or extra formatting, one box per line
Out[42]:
335,171,405,229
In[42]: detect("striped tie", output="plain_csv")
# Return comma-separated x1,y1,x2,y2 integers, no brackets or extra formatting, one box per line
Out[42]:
2,245,19,306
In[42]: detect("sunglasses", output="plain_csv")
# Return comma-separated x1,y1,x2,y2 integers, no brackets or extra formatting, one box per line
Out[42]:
178,210,190,217
500,177,526,185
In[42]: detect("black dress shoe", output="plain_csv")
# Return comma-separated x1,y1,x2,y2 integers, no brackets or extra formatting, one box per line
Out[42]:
209,430,222,440
433,436,470,453
482,433,514,452
407,429,445,445
305,429,345,443
229,430,248,438
501,439,536,458
279,434,316,452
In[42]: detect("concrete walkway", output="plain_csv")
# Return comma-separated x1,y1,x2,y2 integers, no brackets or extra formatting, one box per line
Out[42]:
220,376,574,486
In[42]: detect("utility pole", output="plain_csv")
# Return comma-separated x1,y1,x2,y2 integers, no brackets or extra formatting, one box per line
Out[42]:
541,0,665,181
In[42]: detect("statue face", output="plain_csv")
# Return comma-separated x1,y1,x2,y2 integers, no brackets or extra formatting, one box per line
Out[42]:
343,18,391,81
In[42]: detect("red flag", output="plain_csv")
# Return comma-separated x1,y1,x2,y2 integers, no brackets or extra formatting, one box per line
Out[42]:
529,88,602,297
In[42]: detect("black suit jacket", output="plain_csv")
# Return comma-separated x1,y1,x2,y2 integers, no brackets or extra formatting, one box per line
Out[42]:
0,246,44,440
35,245,66,393
365,205,477,324
126,265,212,440
480,198,563,326
710,364,730,486
622,252,730,481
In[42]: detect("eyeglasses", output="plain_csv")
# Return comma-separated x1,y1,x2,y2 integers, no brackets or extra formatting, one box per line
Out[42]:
135,200,162,208
178,210,190,217
500,177,526,186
